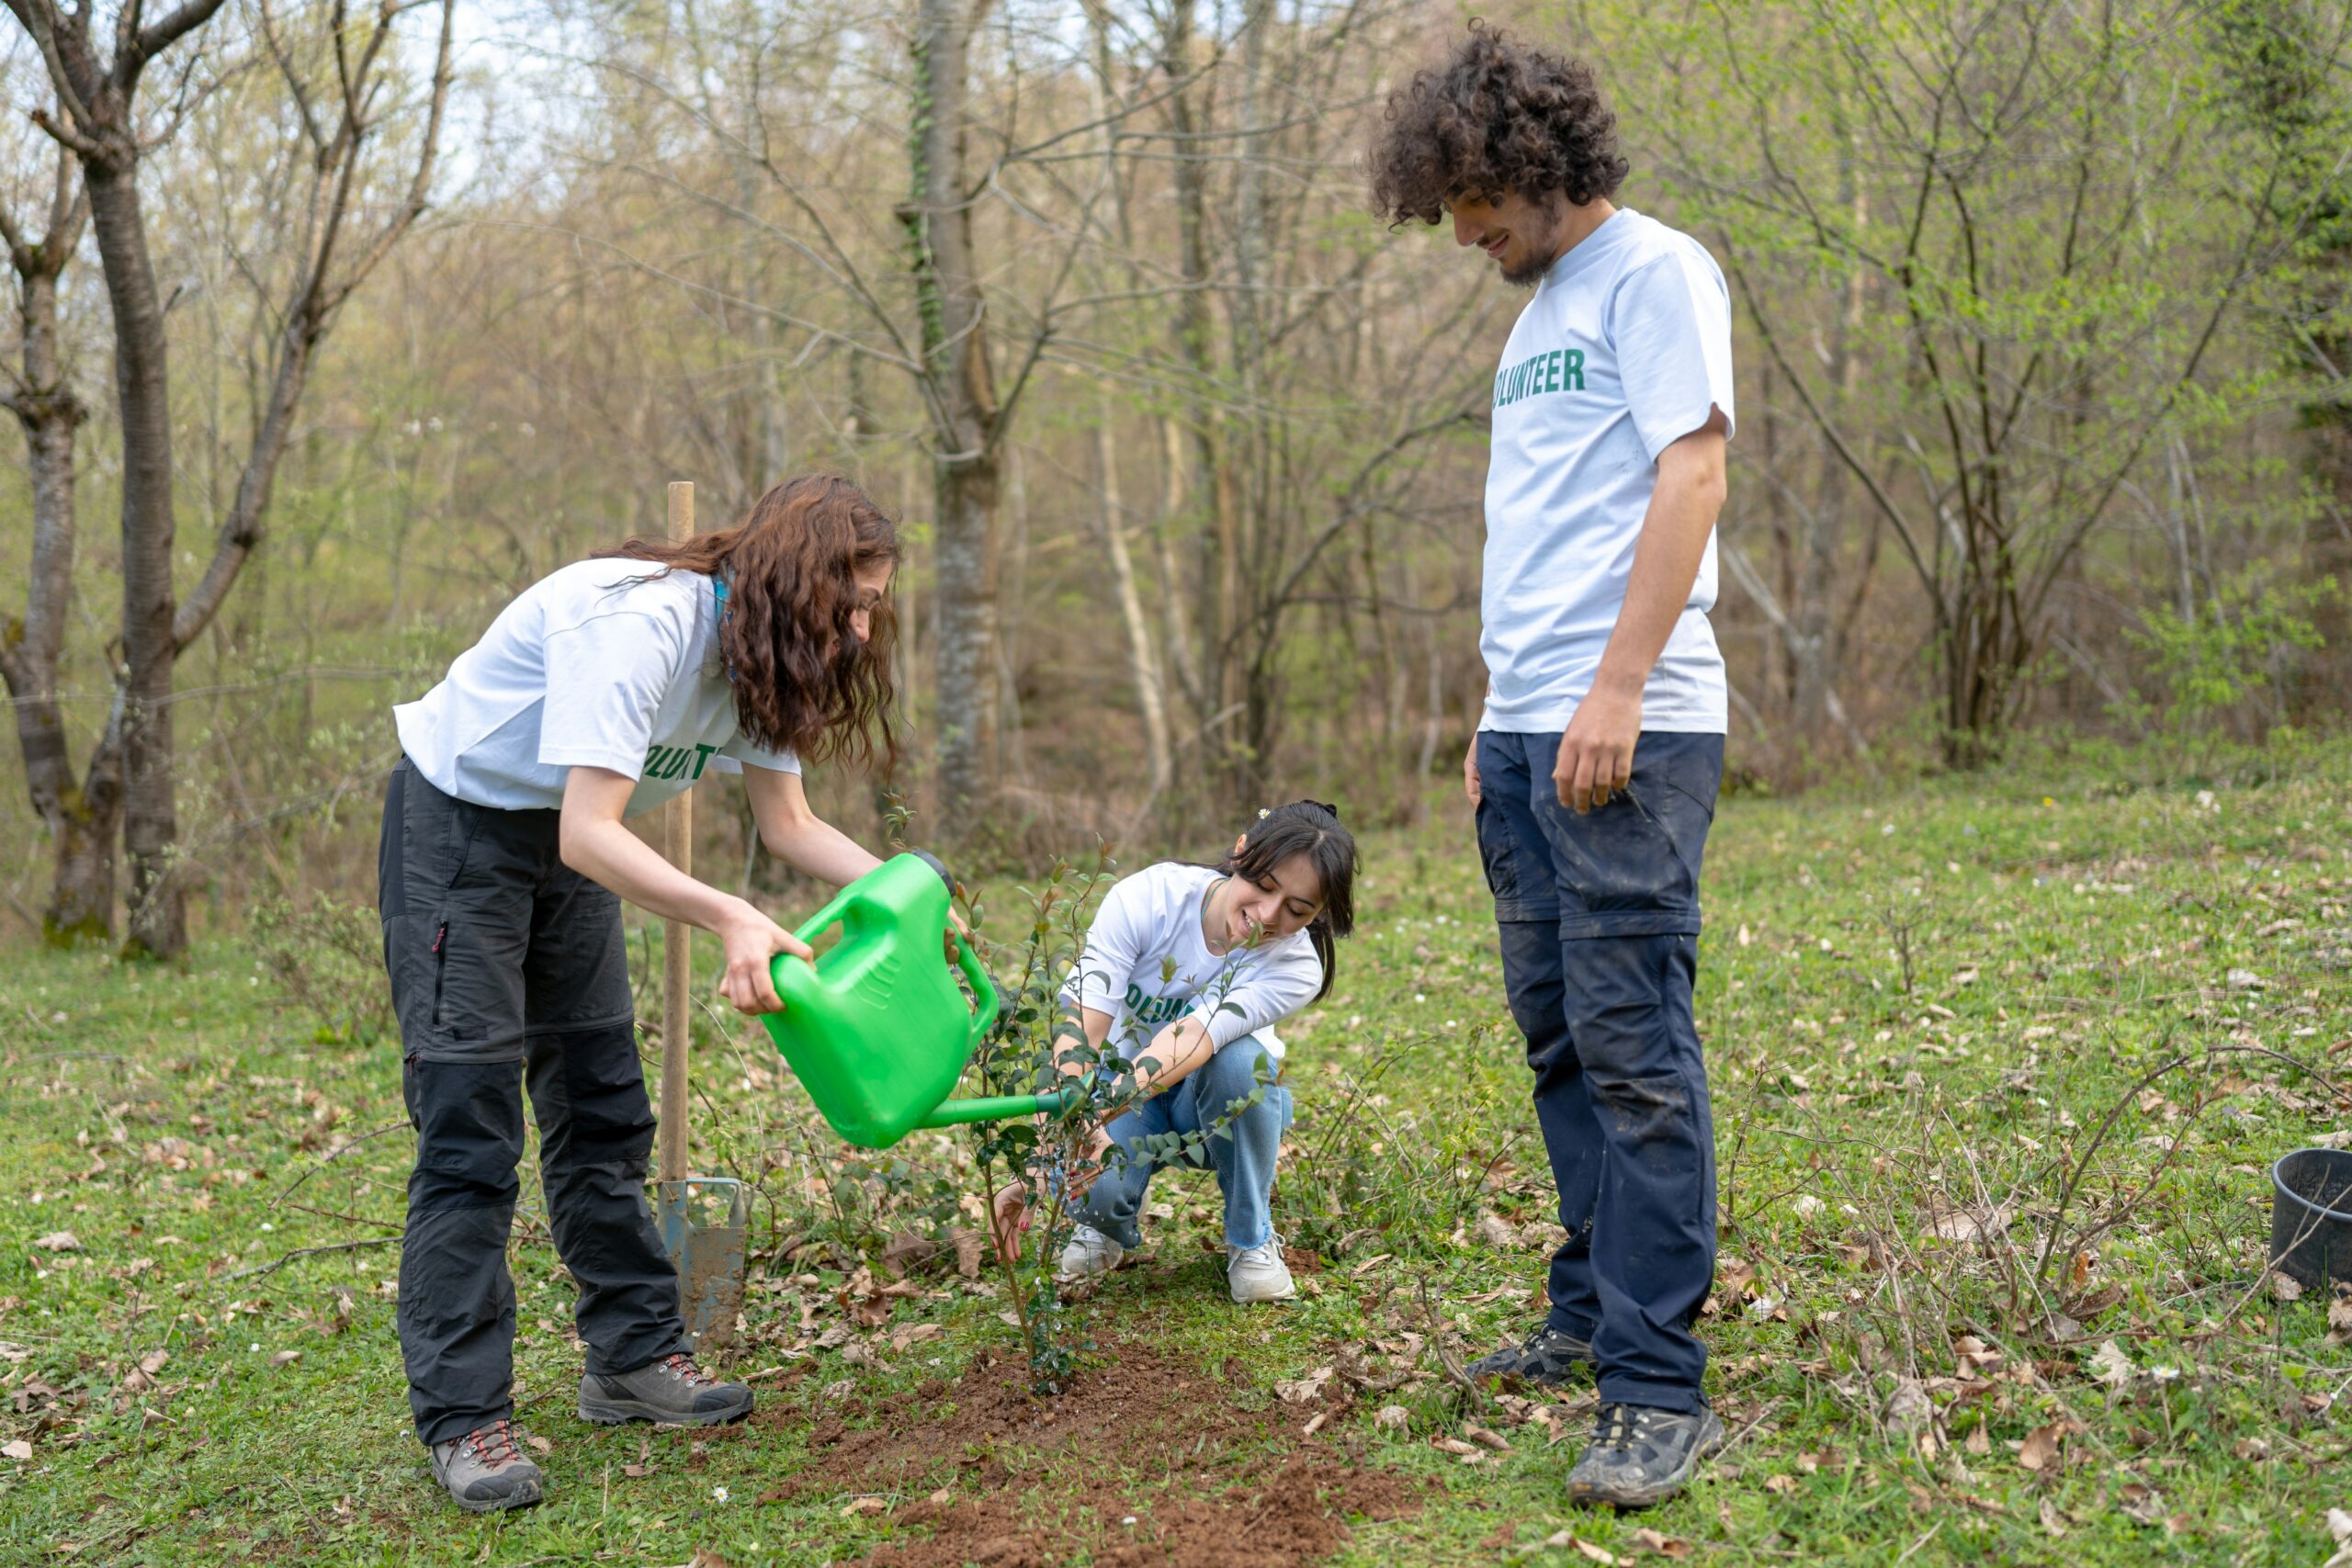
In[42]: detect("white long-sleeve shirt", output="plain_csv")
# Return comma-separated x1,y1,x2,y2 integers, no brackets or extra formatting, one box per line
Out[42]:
1059,863,1322,1062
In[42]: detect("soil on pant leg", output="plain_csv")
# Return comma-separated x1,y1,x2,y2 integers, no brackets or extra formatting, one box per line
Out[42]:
754,1340,1420,1568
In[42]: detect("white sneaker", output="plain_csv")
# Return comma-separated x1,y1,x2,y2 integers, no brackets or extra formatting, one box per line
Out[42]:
1058,1224,1125,1282
1226,1237,1296,1303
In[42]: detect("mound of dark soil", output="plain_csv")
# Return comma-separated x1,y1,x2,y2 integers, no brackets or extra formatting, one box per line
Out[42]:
756,1341,1419,1568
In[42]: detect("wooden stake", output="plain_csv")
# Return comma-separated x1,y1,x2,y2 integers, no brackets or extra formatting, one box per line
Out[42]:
658,480,695,1187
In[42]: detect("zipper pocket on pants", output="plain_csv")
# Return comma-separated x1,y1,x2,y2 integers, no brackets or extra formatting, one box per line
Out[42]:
427,919,449,1032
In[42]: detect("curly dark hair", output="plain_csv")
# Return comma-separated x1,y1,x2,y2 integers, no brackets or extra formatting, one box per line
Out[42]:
1369,22,1629,227
594,474,900,774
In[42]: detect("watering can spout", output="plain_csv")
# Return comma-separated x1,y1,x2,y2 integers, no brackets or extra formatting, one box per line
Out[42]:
759,854,1078,1149
917,1086,1080,1130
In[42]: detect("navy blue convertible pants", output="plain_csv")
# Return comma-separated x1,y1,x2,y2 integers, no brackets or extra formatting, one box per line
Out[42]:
1474,730,1723,1416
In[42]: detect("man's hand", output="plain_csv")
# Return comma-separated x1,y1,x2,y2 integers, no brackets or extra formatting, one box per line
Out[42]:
715,901,813,1014
945,907,971,967
1554,681,1642,813
1463,736,1482,807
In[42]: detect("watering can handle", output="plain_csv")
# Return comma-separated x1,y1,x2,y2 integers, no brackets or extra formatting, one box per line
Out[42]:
775,875,995,1051
786,881,860,954
954,935,997,1054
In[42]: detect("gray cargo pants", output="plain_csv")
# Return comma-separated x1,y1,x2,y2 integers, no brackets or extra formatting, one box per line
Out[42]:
379,756,687,1447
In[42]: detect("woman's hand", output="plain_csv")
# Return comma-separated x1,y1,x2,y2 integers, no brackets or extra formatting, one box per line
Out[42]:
1061,1120,1115,1200
989,1179,1033,1266
714,899,812,1014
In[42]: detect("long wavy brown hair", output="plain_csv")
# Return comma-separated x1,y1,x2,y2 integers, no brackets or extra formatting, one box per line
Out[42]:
593,474,900,773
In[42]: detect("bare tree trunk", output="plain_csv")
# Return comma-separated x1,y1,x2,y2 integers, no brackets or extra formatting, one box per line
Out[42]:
81,159,186,957
1159,0,1239,760
1095,389,1172,798
907,0,1001,818
0,152,119,942
12,0,451,954
1226,0,1275,805
1154,416,1205,716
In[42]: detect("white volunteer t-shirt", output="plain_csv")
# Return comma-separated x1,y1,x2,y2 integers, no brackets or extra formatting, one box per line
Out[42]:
1480,209,1736,735
393,558,800,817
1059,863,1323,1064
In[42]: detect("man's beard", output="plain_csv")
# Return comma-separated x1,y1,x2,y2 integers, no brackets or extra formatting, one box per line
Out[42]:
1500,208,1565,289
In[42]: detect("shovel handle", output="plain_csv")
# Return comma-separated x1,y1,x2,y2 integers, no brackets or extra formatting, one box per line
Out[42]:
916,1088,1079,1131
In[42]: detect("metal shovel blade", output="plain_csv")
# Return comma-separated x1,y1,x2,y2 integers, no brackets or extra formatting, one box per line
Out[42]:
658,1176,747,1354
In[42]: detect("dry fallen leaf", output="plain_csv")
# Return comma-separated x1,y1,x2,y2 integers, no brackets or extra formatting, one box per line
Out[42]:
841,1497,887,1517
2267,1270,2304,1303
1374,1404,1409,1432
1928,1203,2011,1244
268,1350,301,1369
888,1322,943,1354
622,1463,651,1478
1301,1413,1327,1437
1540,1534,1615,1565
32,1232,80,1253
1273,1366,1334,1404
1429,1436,1480,1456
1463,1424,1512,1452
2018,1421,2068,1472
1884,1378,1932,1427
2,1439,31,1461
1630,1526,1692,1559
2039,1497,2069,1538
2086,1339,2135,1388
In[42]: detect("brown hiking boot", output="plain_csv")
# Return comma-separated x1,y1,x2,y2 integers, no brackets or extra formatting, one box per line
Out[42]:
578,1351,753,1426
428,1418,545,1513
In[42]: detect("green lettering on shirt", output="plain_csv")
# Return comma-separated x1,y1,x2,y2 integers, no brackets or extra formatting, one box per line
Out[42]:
1493,342,1588,410
642,742,718,783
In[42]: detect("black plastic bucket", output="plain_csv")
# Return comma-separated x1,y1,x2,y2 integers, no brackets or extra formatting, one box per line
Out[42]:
2269,1147,2352,1292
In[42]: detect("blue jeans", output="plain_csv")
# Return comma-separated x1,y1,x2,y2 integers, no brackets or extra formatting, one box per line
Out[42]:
1077,1035,1293,1252
1475,729,1724,1416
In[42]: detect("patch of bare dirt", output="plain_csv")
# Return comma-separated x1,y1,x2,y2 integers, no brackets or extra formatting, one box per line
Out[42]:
756,1340,1419,1568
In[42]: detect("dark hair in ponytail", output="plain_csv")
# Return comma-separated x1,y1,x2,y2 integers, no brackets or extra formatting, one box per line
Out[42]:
1215,799,1357,1001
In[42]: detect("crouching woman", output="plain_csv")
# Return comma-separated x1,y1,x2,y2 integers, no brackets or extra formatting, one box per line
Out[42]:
997,802,1358,1303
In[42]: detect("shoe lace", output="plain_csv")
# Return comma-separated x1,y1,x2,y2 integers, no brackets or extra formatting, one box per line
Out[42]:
657,1352,717,1386
1598,1404,1634,1450
464,1418,524,1466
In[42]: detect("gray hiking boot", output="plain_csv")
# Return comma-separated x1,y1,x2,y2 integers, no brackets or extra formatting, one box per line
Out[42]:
428,1418,544,1513
1467,1323,1596,1390
578,1351,753,1427
1566,1402,1727,1508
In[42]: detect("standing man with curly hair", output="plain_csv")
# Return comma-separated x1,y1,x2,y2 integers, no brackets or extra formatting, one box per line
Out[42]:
1371,24,1736,1508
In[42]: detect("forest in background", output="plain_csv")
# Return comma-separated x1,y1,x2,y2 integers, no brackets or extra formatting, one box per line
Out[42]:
4,0,2349,951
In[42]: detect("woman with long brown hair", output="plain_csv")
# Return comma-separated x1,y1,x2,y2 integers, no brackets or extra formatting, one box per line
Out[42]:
377,475,905,1512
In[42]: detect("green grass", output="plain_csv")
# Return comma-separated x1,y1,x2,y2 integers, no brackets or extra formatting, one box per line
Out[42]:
4,743,2350,1564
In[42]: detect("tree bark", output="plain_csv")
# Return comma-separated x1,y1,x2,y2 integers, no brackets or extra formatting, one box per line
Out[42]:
907,0,1001,818
1095,389,1172,799
0,151,119,942
1159,0,1239,756
82,157,187,957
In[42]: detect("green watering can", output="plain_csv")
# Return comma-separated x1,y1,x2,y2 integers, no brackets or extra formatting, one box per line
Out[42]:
761,852,1076,1149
